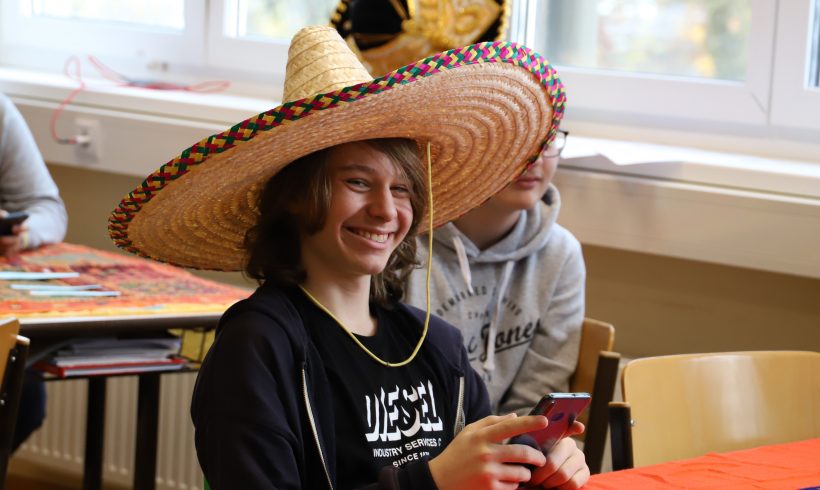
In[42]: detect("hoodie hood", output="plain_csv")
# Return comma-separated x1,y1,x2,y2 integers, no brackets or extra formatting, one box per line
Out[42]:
432,184,561,264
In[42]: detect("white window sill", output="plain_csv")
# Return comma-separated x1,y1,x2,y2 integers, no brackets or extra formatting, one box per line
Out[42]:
2,68,819,280
0,66,277,126
561,136,820,200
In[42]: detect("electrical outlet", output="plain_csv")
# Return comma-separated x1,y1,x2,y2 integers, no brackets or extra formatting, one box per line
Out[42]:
74,118,102,164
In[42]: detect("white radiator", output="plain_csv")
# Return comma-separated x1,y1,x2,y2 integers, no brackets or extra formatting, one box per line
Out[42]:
17,373,204,490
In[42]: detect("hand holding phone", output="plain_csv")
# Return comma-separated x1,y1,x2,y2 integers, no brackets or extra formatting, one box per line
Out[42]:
521,392,590,453
0,211,29,236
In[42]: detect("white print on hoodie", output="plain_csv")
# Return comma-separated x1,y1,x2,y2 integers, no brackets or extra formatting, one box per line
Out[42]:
405,184,585,415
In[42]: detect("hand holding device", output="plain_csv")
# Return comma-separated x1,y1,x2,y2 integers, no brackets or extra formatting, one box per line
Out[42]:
429,413,550,490
0,211,29,236
529,435,590,489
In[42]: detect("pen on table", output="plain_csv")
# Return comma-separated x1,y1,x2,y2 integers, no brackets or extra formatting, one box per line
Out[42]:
0,271,80,280
10,284,102,291
28,290,121,297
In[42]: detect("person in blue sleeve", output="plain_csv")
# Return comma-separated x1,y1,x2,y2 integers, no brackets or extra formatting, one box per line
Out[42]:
109,25,589,490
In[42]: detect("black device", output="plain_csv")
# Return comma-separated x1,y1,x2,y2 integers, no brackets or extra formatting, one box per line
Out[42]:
522,392,591,453
0,211,29,235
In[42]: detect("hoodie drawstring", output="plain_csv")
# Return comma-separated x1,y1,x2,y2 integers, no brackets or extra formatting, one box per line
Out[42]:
452,236,474,294
451,235,515,372
483,260,514,372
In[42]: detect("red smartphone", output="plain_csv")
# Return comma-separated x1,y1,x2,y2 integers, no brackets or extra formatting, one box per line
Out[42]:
522,392,591,453
0,211,29,236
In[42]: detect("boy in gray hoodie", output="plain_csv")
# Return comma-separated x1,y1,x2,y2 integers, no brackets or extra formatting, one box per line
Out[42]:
405,130,584,415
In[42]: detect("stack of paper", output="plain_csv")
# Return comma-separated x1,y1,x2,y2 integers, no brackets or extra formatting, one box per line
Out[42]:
34,337,185,377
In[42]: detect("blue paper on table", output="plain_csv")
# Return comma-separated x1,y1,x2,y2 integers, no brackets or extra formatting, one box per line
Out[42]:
29,290,120,297
10,284,102,291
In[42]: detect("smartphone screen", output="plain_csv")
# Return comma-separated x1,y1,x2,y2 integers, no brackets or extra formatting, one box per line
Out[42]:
521,392,591,453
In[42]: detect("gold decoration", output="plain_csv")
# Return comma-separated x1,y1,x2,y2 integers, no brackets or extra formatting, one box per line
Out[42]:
341,0,507,77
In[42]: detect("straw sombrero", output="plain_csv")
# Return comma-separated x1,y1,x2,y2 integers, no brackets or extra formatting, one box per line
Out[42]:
331,0,511,76
108,25,565,271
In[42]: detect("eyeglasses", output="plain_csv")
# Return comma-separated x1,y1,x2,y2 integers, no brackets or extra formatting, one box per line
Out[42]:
542,130,569,157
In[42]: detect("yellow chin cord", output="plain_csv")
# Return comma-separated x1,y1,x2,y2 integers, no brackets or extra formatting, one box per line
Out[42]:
299,142,435,368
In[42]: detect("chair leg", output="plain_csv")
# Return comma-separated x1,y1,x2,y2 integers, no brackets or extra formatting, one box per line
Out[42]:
583,352,621,474
84,377,107,490
134,373,160,490
609,401,634,471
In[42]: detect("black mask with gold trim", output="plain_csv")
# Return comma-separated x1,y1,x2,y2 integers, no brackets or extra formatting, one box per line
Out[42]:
331,0,510,77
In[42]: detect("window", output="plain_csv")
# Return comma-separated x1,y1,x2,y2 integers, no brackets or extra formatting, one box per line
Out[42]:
810,0,820,88
2,0,819,135
1,0,204,84
510,0,777,127
509,0,820,136
770,0,820,130
206,0,337,87
25,0,185,29
223,0,337,41
0,0,337,97
536,0,750,81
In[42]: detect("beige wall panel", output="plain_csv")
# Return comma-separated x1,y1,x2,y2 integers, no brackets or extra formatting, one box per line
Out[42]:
583,244,820,358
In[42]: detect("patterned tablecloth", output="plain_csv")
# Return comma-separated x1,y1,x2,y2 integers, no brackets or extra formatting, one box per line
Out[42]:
0,242,250,318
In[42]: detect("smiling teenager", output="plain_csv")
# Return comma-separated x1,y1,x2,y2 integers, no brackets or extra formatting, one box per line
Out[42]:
330,0,586,421
109,25,587,490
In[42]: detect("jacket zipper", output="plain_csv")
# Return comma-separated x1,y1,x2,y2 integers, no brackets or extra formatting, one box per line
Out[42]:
302,367,334,490
454,376,465,436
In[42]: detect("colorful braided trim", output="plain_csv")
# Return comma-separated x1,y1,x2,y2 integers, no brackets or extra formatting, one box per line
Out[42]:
108,41,566,259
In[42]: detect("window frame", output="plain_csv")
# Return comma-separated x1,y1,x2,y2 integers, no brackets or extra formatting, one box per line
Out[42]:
513,0,779,127
0,0,818,142
0,0,206,76
770,0,820,130
205,0,290,85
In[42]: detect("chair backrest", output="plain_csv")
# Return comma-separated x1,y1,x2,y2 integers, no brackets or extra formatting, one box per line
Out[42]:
570,318,615,424
0,318,18,384
622,350,820,467
569,318,619,475
0,317,29,490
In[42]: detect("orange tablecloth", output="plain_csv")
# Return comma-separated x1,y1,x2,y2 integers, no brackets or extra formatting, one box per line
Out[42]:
587,438,820,489
0,242,250,318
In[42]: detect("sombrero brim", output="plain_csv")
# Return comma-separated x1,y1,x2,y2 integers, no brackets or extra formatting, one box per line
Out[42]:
108,41,566,271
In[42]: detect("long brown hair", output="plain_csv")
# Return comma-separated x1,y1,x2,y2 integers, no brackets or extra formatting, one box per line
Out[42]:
244,138,426,305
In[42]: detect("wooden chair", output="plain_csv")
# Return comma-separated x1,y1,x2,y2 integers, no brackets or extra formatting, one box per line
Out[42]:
0,317,29,490
609,350,820,471
569,318,620,474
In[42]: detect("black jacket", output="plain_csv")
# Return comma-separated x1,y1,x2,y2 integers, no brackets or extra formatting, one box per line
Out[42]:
191,284,491,489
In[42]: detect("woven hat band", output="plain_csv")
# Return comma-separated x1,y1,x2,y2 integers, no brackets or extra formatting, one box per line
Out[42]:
284,26,373,101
